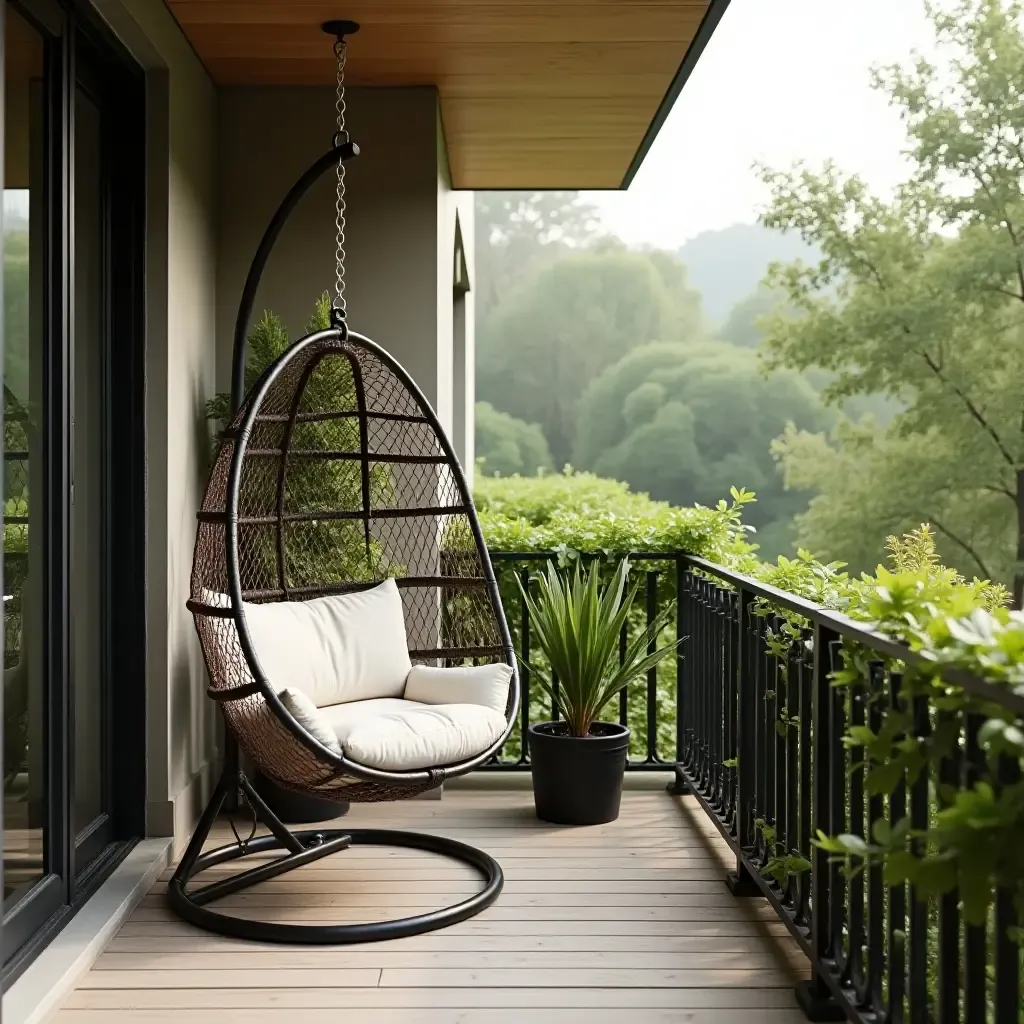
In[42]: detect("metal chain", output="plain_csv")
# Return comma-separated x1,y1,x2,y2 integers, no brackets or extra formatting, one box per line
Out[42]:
333,37,348,321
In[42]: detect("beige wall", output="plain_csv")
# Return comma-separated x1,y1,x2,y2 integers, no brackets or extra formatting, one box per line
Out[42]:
93,0,219,842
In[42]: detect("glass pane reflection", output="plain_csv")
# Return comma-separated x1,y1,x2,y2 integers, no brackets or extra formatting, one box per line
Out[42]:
4,1,47,907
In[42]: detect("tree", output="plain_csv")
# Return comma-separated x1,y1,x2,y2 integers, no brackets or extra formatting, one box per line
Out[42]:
477,249,704,469
760,0,1024,592
719,285,786,348
773,419,1012,578
475,402,554,477
640,247,708,341
573,342,831,551
719,287,903,426
474,191,603,324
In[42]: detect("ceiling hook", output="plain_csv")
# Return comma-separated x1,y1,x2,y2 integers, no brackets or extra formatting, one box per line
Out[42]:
321,19,360,41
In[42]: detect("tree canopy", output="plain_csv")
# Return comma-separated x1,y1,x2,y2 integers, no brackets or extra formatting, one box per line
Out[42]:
573,342,831,550
761,0,1024,589
477,249,705,468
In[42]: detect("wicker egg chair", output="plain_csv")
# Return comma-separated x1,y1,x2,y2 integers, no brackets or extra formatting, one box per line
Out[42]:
166,23,518,944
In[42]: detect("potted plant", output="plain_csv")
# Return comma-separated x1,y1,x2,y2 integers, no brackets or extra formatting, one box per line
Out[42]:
518,558,682,826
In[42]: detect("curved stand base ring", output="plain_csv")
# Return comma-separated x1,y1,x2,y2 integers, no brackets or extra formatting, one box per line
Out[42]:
167,827,504,944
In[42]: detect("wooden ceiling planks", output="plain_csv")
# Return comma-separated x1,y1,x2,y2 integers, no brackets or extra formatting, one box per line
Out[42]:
165,0,720,189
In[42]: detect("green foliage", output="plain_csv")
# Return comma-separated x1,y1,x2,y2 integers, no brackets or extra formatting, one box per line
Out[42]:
476,468,758,569
756,818,812,887
474,402,554,478
760,0,1024,589
3,500,28,554
205,294,399,584
4,387,31,556
633,247,708,341
573,342,831,535
754,524,1020,930
518,558,681,737
477,249,705,468
476,468,657,524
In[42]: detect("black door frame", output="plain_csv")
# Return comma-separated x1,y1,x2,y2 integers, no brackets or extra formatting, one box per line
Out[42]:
1,0,146,985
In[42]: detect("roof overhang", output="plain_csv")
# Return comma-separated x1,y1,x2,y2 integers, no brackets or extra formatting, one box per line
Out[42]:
165,0,731,190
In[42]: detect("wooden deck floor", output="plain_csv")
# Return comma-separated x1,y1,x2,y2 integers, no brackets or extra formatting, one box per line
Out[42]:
54,778,809,1023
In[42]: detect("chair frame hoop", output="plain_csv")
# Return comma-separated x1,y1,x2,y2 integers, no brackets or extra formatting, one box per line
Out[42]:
223,326,520,787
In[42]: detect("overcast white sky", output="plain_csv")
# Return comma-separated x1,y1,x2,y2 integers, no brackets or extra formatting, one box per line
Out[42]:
585,0,939,248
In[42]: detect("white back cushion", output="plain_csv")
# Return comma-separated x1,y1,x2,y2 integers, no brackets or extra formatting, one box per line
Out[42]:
237,579,412,707
403,663,512,715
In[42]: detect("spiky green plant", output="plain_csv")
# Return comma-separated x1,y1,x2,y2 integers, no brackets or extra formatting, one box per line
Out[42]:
517,558,682,738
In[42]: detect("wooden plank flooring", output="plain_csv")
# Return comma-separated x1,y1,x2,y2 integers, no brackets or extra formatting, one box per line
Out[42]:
54,782,809,1023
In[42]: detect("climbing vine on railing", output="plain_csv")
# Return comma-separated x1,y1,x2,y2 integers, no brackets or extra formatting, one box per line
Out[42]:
754,527,1022,933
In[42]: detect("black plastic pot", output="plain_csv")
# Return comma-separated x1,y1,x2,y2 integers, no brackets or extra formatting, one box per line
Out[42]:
528,721,630,826
253,770,349,824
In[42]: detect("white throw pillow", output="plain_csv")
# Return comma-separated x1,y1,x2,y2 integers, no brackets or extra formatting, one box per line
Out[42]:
230,579,411,707
403,663,512,715
343,703,508,771
278,688,342,756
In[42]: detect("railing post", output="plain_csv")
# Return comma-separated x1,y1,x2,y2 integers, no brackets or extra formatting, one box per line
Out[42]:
994,752,1021,1023
795,623,844,1022
645,570,658,762
667,555,689,795
518,566,531,765
727,585,760,896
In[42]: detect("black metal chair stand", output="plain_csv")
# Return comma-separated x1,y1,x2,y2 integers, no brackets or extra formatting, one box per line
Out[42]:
166,763,503,944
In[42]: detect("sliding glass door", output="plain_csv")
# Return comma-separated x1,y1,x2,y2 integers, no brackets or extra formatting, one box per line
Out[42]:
2,0,146,981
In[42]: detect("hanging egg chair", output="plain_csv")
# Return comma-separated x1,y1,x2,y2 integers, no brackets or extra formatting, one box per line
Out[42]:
167,21,519,944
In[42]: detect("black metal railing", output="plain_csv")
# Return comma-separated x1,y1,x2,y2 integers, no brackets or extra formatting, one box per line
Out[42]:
485,551,683,769
487,548,1023,1019
676,553,1024,1024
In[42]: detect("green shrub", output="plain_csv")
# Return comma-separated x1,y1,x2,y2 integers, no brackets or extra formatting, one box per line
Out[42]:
476,467,758,568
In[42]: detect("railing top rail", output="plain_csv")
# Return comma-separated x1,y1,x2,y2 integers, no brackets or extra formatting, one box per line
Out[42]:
488,547,1024,717
490,551,678,562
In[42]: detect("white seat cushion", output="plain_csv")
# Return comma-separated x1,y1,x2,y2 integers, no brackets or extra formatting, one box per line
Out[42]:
403,663,512,715
205,579,412,707
319,698,426,745
321,699,507,771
